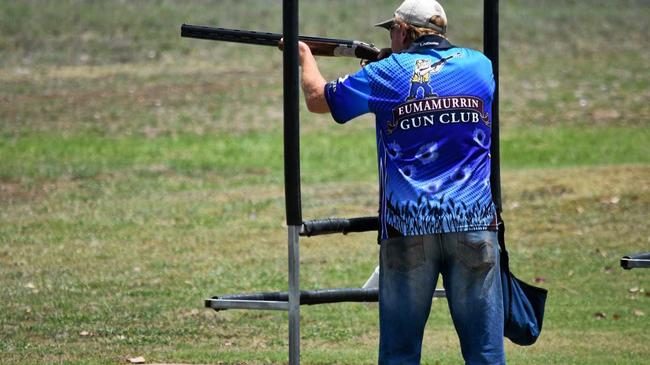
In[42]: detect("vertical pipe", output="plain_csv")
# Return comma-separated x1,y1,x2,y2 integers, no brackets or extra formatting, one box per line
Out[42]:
484,0,501,213
287,225,301,365
283,0,302,225
283,1,301,364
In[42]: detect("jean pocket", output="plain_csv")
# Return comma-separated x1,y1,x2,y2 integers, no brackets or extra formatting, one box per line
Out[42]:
382,236,425,272
457,231,496,271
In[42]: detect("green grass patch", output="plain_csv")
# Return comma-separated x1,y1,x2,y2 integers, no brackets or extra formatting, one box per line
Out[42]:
2,125,648,185
1,0,649,363
502,125,650,167
2,165,649,364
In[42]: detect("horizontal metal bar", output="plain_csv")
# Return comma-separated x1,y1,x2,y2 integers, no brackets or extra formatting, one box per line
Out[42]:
217,287,379,304
206,288,446,311
433,289,446,298
621,258,650,270
205,299,289,311
301,216,379,236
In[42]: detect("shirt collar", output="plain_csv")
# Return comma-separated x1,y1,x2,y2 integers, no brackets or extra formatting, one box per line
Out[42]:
408,34,454,51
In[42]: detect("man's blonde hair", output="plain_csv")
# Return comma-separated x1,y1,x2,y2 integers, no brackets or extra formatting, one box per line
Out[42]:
395,15,447,41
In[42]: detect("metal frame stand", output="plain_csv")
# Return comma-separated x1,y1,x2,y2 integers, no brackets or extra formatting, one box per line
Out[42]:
203,1,501,364
621,252,650,269
288,226,301,364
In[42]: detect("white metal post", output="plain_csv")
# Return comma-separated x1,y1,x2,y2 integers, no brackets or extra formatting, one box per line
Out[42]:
288,225,301,365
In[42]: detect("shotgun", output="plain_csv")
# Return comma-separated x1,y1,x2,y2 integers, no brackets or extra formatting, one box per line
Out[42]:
181,24,380,62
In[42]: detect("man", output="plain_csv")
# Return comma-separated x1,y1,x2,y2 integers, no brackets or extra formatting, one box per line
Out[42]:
298,0,504,364
408,59,436,100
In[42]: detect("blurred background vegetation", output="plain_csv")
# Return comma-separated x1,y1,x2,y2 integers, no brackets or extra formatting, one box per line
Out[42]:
0,1,648,364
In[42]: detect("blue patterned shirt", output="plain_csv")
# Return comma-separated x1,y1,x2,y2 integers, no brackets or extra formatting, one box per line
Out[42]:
324,35,497,239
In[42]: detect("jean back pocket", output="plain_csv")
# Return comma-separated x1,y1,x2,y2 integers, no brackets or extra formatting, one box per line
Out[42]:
382,236,426,272
457,231,497,271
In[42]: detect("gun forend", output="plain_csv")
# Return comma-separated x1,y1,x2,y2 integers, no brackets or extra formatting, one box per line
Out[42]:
290,39,380,62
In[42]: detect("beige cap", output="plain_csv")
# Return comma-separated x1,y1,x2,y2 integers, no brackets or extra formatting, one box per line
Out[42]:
375,0,448,34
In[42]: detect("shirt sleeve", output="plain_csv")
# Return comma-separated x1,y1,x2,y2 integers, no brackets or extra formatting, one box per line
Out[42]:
324,68,372,124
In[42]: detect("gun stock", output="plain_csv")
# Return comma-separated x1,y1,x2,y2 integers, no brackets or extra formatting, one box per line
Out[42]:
181,24,380,62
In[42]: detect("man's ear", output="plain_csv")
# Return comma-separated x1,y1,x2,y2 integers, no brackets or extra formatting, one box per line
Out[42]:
398,26,411,47
397,24,407,40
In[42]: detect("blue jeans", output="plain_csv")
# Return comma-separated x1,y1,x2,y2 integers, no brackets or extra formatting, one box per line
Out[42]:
378,231,505,365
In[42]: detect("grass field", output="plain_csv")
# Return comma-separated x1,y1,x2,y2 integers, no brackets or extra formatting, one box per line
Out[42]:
1,1,649,364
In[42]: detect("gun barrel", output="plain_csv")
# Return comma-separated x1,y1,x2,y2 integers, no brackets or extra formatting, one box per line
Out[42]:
181,24,380,62
181,24,281,46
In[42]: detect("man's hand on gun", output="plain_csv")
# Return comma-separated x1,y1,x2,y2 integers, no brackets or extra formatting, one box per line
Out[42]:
361,47,392,66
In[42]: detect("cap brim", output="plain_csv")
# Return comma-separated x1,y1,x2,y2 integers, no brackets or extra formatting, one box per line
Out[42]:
374,18,395,30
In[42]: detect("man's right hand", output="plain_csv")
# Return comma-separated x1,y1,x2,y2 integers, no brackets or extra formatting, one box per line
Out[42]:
361,47,392,66
377,47,393,60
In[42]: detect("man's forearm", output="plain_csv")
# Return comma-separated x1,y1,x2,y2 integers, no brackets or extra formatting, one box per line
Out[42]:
299,49,330,113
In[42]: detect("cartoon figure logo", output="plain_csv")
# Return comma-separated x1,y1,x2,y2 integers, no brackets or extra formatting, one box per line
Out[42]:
407,52,462,101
